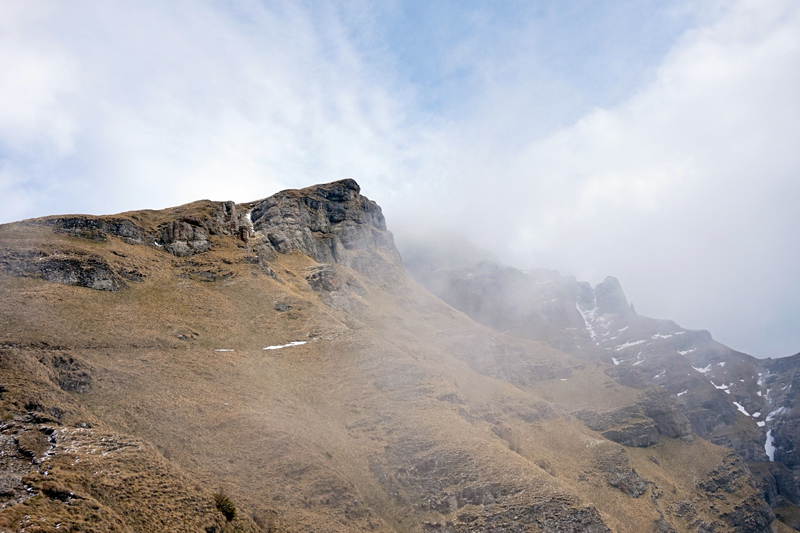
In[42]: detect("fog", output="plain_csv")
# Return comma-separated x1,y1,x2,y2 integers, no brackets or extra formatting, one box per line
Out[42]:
1,1,799,357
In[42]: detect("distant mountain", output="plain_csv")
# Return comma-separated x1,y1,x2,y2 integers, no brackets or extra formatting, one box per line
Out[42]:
404,238,800,527
0,180,783,531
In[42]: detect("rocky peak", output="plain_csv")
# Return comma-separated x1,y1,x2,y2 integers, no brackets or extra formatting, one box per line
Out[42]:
249,179,400,273
595,276,634,316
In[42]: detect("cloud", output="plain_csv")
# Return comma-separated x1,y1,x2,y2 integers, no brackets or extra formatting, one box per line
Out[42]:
395,0,800,357
0,0,418,217
1,0,798,357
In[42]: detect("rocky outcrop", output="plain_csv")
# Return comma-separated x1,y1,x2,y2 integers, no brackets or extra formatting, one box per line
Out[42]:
42,216,148,245
604,366,648,389
0,249,124,291
595,446,649,498
576,406,661,447
751,462,800,508
575,389,692,447
156,201,247,257
637,389,693,440
594,276,635,316
249,179,400,274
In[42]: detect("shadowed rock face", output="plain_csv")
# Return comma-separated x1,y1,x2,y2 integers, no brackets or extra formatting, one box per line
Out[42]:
43,217,148,245
0,249,124,291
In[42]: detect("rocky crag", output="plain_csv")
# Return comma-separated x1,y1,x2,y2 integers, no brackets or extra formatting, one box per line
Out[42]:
0,180,783,531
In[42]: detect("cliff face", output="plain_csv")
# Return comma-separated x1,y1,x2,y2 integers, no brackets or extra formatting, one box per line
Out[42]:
250,179,399,269
0,180,779,532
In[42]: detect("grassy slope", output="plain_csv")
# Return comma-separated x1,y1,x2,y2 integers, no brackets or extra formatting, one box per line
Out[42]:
0,214,773,532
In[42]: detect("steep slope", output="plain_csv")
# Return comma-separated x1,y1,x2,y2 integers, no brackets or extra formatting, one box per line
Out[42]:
404,238,800,528
0,180,778,532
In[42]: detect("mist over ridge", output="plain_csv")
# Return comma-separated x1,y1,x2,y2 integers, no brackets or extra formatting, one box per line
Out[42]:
3,178,799,530
2,3,799,373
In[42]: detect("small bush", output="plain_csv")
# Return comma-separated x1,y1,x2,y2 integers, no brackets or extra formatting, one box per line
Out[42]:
214,492,237,521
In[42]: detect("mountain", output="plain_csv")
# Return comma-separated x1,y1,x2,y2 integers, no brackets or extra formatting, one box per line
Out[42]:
404,238,800,529
0,179,786,532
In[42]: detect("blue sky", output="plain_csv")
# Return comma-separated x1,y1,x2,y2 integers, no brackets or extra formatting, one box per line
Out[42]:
1,0,799,358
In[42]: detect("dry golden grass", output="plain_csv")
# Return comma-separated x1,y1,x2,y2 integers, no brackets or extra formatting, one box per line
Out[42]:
0,208,779,532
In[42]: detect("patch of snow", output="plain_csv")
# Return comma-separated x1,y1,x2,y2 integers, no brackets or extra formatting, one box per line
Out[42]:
753,412,761,418
652,333,673,339
618,326,629,332
678,348,697,355
576,304,599,340
757,421,766,427
632,358,645,366
765,430,776,461
214,349,235,352
692,364,712,374
733,402,751,417
612,358,620,365
615,339,646,351
263,341,307,350
674,331,686,335
710,381,730,391
677,390,689,397
718,362,726,367
560,378,568,381
767,407,788,422
653,370,666,379
757,391,762,397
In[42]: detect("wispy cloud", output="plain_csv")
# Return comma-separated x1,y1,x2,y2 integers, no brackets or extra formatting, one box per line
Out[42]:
1,0,798,357
394,0,800,356
0,0,417,218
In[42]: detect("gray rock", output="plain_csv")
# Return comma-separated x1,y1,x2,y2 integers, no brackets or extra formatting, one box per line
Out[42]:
601,422,661,448
638,389,692,439
595,447,649,498
156,201,248,256
42,216,147,245
0,250,124,291
595,276,634,316
250,179,401,275
576,406,660,447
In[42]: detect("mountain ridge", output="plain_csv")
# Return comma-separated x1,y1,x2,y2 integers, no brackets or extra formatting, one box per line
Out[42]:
0,179,789,531
403,237,800,527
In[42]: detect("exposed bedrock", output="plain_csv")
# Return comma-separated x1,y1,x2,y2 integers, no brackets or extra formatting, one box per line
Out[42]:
249,179,401,275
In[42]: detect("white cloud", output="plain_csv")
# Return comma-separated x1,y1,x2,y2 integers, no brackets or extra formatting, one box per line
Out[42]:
1,0,798,357
408,0,800,357
0,1,417,216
